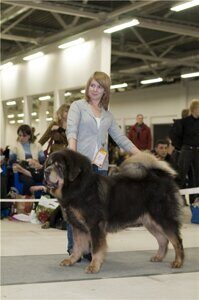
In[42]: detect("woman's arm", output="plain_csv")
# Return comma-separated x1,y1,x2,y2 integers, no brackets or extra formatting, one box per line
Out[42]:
109,115,140,155
12,163,32,177
38,122,54,145
68,138,77,151
67,101,81,152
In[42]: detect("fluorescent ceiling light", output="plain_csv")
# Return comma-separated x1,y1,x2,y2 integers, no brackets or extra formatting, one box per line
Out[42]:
181,71,199,78
9,120,16,124
46,117,53,121
23,51,44,61
31,112,37,116
7,114,15,119
46,111,49,115
141,77,163,84
111,83,128,89
65,92,72,97
58,38,85,49
35,119,39,122
104,19,139,34
170,0,199,12
17,113,24,117
38,95,51,101
17,120,24,123
0,62,13,71
6,101,16,106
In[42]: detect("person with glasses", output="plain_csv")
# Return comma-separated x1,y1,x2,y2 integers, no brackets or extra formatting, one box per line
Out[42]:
9,124,45,195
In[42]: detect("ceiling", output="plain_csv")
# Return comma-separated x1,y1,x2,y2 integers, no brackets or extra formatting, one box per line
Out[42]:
1,0,199,90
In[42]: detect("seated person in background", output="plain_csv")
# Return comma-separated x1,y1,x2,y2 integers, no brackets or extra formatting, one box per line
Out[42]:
152,139,173,163
9,124,45,195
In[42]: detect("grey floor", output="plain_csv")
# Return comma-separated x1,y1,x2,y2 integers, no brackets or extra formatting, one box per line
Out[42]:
1,206,199,300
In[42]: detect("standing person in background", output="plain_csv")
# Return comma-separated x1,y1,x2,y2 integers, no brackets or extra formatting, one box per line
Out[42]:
65,71,140,261
39,103,69,155
171,99,199,204
128,114,152,151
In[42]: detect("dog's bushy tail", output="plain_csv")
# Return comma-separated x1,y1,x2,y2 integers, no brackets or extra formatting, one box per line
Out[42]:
119,152,177,179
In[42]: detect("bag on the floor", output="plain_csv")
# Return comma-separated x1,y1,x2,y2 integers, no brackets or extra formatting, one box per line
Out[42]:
35,196,59,224
190,205,199,224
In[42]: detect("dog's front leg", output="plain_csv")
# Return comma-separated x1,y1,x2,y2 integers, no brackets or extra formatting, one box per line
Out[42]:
60,228,89,266
85,224,107,274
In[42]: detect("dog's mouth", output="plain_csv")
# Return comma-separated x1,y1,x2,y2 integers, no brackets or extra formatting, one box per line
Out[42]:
44,166,64,190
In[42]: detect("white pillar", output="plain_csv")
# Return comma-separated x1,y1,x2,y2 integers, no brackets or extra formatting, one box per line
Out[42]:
0,100,5,148
54,89,65,114
99,33,111,75
38,101,48,137
23,95,33,125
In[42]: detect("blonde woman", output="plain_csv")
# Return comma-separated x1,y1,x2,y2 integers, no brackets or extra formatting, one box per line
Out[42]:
39,103,69,154
66,71,140,260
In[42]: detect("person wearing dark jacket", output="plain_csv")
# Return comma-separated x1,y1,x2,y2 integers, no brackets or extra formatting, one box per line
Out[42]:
170,99,199,203
128,114,152,150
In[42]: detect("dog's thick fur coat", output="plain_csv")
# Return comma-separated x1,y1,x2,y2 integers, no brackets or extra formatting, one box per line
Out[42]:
44,149,184,273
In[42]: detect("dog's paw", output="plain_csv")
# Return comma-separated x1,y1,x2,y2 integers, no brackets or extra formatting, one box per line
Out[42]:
150,256,163,262
85,263,100,274
60,259,73,266
171,260,183,268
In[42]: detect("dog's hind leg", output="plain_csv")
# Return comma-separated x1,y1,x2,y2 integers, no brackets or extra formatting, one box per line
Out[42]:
85,223,107,274
164,230,184,268
142,214,169,262
60,228,90,266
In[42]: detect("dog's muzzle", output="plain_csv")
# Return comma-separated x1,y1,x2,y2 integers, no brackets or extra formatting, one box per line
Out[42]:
44,166,63,189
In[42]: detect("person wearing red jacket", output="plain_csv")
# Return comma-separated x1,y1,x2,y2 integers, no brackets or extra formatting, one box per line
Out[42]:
128,114,152,150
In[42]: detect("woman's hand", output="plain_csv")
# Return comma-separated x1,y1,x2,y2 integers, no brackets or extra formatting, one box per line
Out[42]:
27,159,42,169
51,125,59,131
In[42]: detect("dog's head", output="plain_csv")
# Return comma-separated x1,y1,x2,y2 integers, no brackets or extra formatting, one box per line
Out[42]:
44,149,92,198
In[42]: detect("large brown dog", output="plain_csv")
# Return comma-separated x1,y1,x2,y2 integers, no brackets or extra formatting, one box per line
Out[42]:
44,149,184,274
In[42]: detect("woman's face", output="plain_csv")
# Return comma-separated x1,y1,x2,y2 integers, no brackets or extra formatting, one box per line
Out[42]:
18,131,30,144
62,110,68,120
88,79,104,103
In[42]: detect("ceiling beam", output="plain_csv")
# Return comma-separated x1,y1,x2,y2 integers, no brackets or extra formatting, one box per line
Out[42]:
1,33,38,44
0,5,29,25
2,9,33,33
118,53,199,74
3,0,100,20
137,17,199,39
112,50,198,67
107,0,159,19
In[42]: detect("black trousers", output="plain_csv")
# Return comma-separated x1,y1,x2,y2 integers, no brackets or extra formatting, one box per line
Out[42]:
178,146,199,203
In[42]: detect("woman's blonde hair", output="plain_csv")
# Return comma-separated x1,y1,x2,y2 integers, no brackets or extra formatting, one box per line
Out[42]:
189,99,199,113
85,71,111,110
54,103,70,125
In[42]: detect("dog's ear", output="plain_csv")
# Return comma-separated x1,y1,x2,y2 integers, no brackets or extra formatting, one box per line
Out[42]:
68,166,81,182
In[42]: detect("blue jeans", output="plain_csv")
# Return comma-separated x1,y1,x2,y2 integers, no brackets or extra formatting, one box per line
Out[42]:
66,165,108,252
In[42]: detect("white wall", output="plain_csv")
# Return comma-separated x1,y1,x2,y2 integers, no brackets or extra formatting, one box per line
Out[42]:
3,79,198,148
110,80,199,133
0,28,111,100
0,28,111,147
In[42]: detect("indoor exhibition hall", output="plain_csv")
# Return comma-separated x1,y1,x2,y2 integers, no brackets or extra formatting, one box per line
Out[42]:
1,1,199,299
